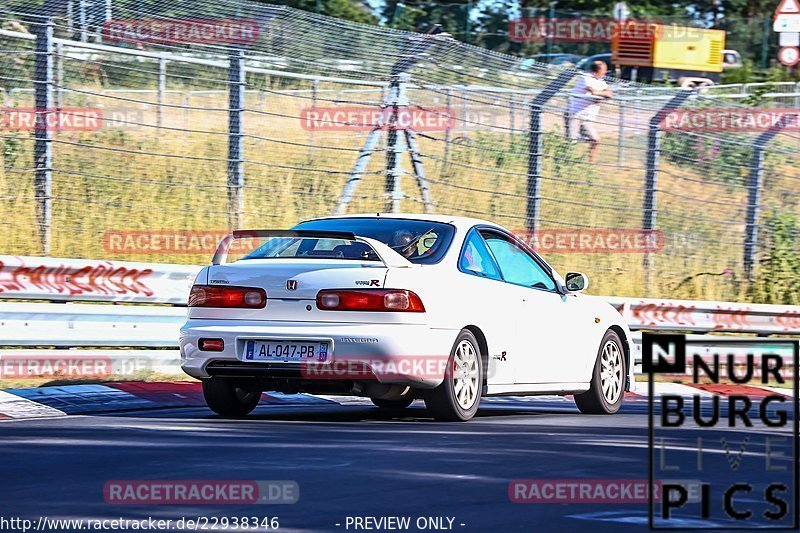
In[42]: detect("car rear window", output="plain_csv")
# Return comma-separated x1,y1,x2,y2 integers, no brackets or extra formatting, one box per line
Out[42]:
241,218,454,264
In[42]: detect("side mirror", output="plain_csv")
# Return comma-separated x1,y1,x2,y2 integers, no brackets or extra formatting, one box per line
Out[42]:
564,272,589,293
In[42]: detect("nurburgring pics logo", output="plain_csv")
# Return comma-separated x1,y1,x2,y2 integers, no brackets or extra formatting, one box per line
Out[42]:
102,19,260,45
645,333,799,529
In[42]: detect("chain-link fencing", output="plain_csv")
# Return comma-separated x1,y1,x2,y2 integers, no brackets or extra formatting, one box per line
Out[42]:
0,1,798,303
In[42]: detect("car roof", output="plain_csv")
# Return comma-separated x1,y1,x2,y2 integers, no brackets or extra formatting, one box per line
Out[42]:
302,213,502,232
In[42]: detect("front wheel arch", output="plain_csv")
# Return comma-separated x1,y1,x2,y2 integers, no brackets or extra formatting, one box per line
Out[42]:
608,325,631,391
462,325,489,396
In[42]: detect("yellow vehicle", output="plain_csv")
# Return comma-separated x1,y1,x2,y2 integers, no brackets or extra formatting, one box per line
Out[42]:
611,22,726,84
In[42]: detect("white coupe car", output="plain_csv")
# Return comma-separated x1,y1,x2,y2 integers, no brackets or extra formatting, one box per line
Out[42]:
180,214,635,421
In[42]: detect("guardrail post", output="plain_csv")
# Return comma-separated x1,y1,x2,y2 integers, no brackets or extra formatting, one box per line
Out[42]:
157,58,167,128
795,82,800,112
642,89,693,292
744,124,786,281
34,18,54,255
227,49,245,230
525,70,576,234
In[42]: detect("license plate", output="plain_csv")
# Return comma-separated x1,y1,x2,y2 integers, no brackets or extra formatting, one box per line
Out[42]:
244,340,330,362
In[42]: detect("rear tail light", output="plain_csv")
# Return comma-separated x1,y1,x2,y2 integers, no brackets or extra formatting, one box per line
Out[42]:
316,289,425,312
189,285,266,308
199,338,224,351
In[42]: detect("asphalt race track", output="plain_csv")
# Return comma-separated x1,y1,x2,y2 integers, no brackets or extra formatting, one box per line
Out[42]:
1,395,792,532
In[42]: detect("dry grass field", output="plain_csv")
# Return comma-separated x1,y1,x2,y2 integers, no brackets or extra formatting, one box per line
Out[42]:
1,79,797,303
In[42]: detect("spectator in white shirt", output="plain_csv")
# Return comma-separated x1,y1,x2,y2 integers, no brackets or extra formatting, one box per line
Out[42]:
565,61,613,163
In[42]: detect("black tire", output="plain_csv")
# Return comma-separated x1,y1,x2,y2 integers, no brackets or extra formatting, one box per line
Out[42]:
202,377,261,417
574,330,626,415
371,397,414,410
424,330,483,422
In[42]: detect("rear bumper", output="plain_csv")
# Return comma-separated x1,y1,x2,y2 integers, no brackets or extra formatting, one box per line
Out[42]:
180,319,457,388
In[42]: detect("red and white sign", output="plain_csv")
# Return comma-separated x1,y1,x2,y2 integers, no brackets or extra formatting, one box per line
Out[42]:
774,0,800,32
776,0,800,15
778,46,800,65
0,255,199,304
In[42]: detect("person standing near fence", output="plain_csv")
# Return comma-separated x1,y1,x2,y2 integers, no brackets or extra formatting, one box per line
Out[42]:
565,61,613,163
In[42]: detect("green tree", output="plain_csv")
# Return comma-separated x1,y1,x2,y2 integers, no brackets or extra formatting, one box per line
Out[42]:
266,0,377,23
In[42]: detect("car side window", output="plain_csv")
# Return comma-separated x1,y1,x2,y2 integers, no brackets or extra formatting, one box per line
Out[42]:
482,232,557,292
459,231,502,281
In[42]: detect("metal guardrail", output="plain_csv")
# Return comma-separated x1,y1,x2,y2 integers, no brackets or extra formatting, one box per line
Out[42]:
0,255,200,304
605,297,800,335
0,302,185,347
0,256,798,349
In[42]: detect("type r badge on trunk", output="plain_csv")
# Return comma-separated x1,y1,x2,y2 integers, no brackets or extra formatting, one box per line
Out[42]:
286,280,298,290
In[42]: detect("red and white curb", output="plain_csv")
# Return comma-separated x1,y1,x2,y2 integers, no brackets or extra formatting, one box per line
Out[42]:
0,381,791,420
0,390,67,419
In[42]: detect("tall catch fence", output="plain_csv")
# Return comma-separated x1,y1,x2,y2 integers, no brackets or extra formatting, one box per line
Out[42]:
0,1,798,303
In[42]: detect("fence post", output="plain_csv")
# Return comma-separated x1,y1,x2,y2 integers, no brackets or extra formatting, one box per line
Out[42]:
443,88,452,167
309,78,318,156
509,94,516,140
617,91,625,166
642,89,693,291
157,58,167,129
55,42,63,111
227,49,245,230
78,0,87,42
182,92,189,135
744,125,785,280
525,70,576,234
385,74,408,213
34,18,54,255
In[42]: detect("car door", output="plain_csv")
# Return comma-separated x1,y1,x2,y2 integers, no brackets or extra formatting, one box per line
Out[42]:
454,229,522,386
480,230,588,386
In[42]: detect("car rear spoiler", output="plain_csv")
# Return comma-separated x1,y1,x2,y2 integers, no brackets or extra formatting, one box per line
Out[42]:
211,229,416,268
